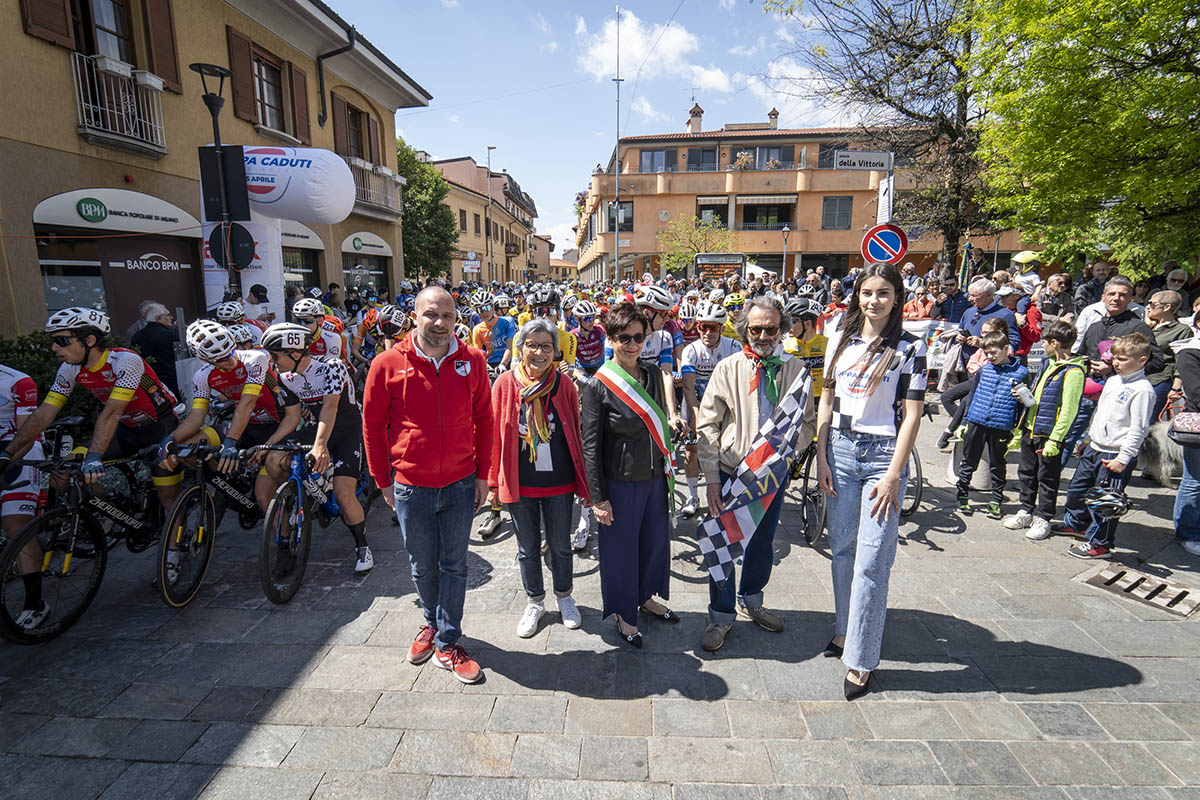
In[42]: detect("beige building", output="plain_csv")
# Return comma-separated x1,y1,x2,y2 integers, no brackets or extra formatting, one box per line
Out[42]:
434,157,538,285
530,234,553,279
549,258,579,282
1,0,429,335
575,105,1029,283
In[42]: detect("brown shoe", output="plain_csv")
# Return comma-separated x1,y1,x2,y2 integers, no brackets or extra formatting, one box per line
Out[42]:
738,604,784,632
701,623,732,652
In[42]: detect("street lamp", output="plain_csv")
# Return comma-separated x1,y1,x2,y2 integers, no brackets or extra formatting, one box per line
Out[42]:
189,62,237,291
485,145,496,283
781,225,790,281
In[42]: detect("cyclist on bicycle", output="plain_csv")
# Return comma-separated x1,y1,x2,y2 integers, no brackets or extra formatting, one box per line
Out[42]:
349,307,383,367
227,323,259,352
377,304,412,351
571,300,605,379
292,298,345,359
468,290,515,373
164,321,301,510
678,300,742,517
783,298,827,400
0,363,46,628
260,323,373,575
722,292,746,340
215,301,264,342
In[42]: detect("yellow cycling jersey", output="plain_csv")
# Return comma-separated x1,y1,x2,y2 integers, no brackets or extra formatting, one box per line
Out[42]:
723,318,738,340
783,333,827,398
511,327,577,365
517,311,533,327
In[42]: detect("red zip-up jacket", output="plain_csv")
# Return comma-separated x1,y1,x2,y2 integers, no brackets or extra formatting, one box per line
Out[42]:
362,332,493,490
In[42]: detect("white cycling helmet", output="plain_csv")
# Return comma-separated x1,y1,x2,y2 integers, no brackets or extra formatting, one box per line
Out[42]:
561,294,579,312
574,300,598,318
292,298,325,319
214,301,244,323
186,319,235,361
227,323,257,346
46,306,110,335
470,289,494,308
708,288,726,303
695,300,727,324
260,323,312,352
494,293,512,309
677,301,698,321
454,323,472,341
634,283,673,311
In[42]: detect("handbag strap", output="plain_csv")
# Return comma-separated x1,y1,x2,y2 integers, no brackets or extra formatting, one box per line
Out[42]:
1161,397,1185,423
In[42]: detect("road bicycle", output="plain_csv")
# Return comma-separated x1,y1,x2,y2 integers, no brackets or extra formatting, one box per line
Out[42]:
0,444,162,644
246,442,377,605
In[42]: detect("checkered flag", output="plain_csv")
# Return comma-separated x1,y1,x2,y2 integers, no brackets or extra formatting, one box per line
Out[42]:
696,365,812,586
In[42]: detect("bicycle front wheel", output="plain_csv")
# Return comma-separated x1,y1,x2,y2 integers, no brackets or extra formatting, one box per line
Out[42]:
901,449,923,517
159,484,217,608
0,509,108,645
261,480,311,605
800,447,828,545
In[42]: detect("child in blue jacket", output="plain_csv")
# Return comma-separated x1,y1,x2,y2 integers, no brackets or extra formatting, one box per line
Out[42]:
955,330,1029,519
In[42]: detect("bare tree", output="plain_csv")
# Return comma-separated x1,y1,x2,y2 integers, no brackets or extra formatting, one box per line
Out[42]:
765,0,997,277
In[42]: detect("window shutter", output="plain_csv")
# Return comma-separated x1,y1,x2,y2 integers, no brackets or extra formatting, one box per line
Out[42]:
331,93,349,155
664,149,677,171
780,145,794,165
367,115,380,164
141,0,181,92
288,63,311,144
19,0,74,48
226,27,256,122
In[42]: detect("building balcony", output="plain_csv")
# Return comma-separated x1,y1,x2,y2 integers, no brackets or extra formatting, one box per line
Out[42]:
71,52,167,159
736,222,791,231
344,157,404,222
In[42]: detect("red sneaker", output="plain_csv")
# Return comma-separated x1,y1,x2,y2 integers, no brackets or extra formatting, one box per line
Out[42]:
408,625,436,665
1068,542,1111,559
434,644,483,684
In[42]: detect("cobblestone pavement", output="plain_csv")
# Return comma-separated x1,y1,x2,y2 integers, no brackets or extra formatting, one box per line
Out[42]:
2,419,1199,800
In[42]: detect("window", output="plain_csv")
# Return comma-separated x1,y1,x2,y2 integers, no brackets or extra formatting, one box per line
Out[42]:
346,105,364,159
89,0,135,63
474,213,481,235
638,149,676,173
282,247,318,289
818,142,849,169
687,148,717,171
822,196,853,230
608,201,633,233
699,206,729,227
756,147,781,170
252,49,284,131
459,209,467,231
741,204,791,230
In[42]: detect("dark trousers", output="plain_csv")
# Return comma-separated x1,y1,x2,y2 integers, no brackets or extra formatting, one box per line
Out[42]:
1064,445,1136,548
597,475,671,622
1060,395,1096,466
956,422,1008,503
941,380,972,431
1017,431,1065,521
708,469,789,624
506,492,574,601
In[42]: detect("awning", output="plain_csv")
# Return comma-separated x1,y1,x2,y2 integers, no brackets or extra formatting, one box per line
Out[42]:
736,195,797,204
696,196,728,206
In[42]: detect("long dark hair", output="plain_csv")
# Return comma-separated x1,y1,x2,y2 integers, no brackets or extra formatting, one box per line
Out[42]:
823,262,906,394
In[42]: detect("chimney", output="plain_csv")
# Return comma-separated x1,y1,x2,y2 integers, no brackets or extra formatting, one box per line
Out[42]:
687,103,704,134
768,107,779,130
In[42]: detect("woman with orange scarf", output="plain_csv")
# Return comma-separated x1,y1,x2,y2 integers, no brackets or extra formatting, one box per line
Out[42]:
488,319,591,639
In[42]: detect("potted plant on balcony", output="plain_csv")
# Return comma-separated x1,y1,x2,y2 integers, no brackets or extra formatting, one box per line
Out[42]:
573,190,588,218
765,157,782,170
731,151,755,171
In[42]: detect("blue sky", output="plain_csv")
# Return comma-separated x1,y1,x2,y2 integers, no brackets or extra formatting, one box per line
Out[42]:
335,0,852,254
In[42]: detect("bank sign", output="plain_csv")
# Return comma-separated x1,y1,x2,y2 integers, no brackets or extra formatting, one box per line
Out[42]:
75,196,182,226
111,252,188,271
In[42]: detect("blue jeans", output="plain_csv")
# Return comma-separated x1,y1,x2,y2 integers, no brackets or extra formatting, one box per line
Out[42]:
1063,445,1135,549
1174,445,1200,543
1151,381,1172,426
826,429,907,673
506,492,574,601
393,475,476,650
708,469,789,625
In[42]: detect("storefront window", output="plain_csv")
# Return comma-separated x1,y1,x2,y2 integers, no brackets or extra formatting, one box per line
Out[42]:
42,265,107,315
342,254,389,298
282,247,319,290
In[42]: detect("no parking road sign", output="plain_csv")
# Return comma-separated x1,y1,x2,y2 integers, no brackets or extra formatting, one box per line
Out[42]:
861,223,908,265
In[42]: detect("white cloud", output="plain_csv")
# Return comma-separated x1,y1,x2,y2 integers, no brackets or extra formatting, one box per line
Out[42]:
631,96,669,122
439,0,458,8
718,0,737,10
543,220,580,255
733,57,867,129
729,35,767,57
534,13,552,34
448,114,461,125
575,16,587,36
576,9,732,93
542,41,559,53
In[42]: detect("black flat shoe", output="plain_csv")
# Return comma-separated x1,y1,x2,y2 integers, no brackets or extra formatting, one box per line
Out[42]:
844,672,872,701
615,619,644,648
823,639,844,658
640,605,681,624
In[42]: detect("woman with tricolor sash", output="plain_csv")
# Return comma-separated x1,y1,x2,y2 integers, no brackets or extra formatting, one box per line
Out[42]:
581,302,682,648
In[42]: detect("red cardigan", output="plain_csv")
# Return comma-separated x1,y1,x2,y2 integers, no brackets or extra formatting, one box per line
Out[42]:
488,370,591,505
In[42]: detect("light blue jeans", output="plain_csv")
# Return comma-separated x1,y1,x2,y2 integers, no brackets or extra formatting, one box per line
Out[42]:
826,429,907,673
1174,444,1200,543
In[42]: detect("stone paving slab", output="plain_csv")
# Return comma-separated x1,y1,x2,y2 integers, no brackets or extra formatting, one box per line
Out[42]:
2,418,1200,798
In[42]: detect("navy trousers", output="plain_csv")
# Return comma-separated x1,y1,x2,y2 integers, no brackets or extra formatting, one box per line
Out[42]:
597,475,671,622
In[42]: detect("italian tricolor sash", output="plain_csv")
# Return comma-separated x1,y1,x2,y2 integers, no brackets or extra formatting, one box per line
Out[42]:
595,360,676,503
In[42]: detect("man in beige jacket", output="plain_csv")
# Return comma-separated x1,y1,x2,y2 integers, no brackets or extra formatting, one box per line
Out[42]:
696,296,816,652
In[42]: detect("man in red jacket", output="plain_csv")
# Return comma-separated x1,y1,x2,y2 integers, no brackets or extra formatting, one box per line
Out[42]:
363,286,493,684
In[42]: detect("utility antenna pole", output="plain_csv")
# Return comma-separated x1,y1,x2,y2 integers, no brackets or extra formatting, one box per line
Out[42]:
690,87,698,104
612,5,624,284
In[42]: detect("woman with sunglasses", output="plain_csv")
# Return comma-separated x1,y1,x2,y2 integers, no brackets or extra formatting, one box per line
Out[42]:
580,302,681,647
816,263,927,699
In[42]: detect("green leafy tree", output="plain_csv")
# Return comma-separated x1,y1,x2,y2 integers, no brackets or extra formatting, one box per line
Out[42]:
395,137,458,278
656,215,738,277
972,0,1200,276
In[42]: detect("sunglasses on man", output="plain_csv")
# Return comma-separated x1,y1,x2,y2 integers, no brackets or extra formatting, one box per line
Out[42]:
51,335,76,347
295,316,317,325
697,323,721,333
748,325,779,337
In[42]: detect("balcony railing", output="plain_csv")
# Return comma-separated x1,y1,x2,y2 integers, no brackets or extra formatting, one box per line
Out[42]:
71,52,166,159
343,157,403,219
686,163,720,172
738,222,791,231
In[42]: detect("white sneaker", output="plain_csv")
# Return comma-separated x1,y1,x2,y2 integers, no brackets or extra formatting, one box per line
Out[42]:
1003,510,1033,530
517,602,545,638
558,595,582,629
1182,540,1200,556
572,516,590,551
164,550,181,586
354,546,374,574
678,496,700,518
15,601,49,631
1025,518,1052,540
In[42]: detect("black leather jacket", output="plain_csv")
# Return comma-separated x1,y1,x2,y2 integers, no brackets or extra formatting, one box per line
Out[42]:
580,363,667,503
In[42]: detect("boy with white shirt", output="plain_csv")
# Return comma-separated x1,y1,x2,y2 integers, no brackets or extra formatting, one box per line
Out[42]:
1056,333,1155,559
